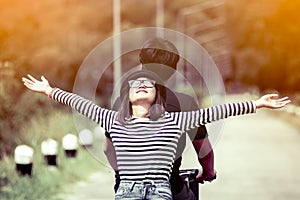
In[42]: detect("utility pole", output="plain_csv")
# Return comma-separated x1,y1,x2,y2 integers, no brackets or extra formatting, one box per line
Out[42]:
113,0,121,86
156,0,164,37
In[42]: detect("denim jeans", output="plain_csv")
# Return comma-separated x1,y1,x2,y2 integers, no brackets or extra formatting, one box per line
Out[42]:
115,180,172,200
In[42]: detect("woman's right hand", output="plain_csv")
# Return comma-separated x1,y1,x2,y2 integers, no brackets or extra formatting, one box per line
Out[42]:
22,74,53,96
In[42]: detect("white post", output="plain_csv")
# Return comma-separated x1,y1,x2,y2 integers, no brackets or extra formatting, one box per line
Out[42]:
41,138,58,167
113,0,122,86
14,145,34,176
62,134,78,158
79,129,93,148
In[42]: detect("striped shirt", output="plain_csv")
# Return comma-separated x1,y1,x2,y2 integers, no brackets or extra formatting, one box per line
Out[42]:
51,88,256,182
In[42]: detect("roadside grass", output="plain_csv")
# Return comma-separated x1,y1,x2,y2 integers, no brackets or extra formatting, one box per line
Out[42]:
0,110,102,200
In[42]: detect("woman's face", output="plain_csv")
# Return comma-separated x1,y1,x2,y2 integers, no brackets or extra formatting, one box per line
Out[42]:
128,77,156,105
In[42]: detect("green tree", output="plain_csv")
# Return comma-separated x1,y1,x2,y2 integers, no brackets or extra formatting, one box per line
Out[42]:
226,0,300,92
0,62,21,158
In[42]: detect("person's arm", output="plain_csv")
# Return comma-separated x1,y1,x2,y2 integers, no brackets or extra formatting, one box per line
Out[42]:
102,97,121,192
180,93,216,183
192,138,216,183
22,74,117,130
103,97,121,171
103,136,118,170
176,94,290,131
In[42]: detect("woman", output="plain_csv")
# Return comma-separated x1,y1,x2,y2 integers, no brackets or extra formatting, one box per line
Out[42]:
22,70,290,200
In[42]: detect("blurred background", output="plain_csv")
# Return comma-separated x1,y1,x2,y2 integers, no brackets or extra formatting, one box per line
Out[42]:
1,0,300,199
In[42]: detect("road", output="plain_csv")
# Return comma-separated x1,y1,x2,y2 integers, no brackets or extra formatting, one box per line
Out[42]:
59,109,300,200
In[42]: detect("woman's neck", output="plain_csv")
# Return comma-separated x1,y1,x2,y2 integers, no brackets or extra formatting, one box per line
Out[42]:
132,104,150,118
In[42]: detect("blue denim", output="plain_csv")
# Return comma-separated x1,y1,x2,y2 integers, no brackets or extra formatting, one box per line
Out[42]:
115,180,172,200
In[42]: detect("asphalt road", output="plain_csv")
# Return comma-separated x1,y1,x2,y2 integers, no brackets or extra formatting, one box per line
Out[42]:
59,109,300,200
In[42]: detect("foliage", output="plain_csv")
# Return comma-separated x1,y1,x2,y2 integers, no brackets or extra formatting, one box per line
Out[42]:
0,64,62,158
0,64,24,157
225,0,300,92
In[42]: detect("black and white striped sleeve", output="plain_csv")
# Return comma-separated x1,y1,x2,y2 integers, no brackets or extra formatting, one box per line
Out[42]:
51,88,116,131
177,101,256,131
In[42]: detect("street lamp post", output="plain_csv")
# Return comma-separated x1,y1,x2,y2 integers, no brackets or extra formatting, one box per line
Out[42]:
113,0,121,86
156,0,164,37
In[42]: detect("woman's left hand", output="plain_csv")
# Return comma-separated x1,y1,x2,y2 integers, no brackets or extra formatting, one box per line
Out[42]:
22,74,53,96
255,94,291,109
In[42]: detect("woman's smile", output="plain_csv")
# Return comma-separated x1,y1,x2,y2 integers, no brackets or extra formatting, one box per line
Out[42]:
136,89,148,93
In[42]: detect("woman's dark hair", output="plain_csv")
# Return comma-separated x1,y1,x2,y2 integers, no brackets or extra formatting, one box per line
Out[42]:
117,69,166,124
139,37,180,70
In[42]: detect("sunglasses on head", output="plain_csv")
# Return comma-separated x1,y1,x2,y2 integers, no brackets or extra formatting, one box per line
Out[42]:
128,79,156,88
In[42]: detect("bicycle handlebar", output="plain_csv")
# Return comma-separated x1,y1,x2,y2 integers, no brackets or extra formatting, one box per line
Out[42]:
179,169,199,182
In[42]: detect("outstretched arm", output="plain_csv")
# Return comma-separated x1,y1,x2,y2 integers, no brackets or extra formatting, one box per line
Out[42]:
177,94,291,132
22,74,54,96
22,74,117,131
